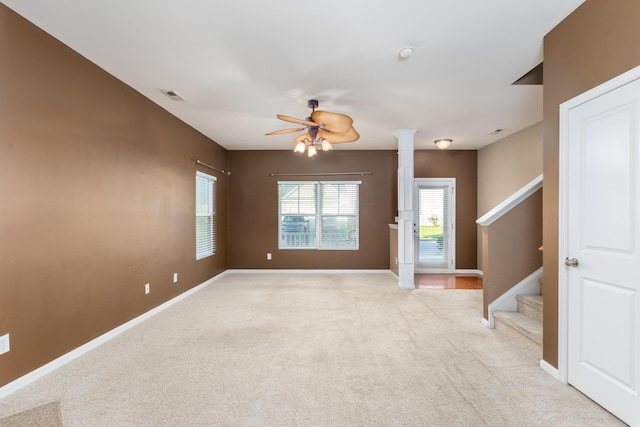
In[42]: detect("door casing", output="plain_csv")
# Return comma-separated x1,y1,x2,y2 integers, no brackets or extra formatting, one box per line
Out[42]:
558,64,640,419
414,178,455,273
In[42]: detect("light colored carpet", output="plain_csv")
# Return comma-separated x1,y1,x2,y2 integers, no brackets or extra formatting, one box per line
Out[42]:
0,401,62,427
0,273,624,426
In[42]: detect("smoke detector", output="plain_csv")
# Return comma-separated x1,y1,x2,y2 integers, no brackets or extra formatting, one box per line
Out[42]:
398,46,415,59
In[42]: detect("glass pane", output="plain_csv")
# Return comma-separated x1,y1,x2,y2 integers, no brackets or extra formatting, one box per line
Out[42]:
196,173,215,257
320,216,358,248
321,183,358,215
196,176,212,215
196,216,212,255
417,187,446,264
279,183,316,215
279,215,316,248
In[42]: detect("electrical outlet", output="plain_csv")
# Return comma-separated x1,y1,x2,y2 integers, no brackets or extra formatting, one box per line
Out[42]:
173,273,178,283
145,283,150,294
267,253,272,260
395,257,398,265
0,334,10,355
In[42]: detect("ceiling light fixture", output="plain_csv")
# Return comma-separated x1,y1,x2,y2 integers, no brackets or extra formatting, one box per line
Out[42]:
434,139,452,150
294,141,306,153
266,99,359,158
296,120,333,158
307,145,317,158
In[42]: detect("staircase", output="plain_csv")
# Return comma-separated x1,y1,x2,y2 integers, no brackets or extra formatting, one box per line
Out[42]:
493,277,543,358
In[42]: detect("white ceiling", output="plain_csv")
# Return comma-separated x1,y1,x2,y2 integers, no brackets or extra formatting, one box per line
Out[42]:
3,0,584,151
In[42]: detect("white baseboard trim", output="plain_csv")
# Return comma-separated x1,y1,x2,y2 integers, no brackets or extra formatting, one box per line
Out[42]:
540,359,561,382
481,318,490,328
227,269,393,274
414,269,483,276
486,266,543,329
0,271,228,400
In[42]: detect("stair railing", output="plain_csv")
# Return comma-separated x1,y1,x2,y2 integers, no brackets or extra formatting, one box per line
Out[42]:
477,174,543,325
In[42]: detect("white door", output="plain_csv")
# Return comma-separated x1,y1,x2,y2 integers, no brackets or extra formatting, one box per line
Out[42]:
414,179,455,273
561,70,640,426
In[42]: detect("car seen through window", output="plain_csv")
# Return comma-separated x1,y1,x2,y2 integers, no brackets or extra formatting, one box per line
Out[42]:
281,215,310,232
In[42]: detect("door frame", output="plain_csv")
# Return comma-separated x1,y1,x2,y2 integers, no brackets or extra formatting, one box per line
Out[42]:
558,64,640,384
414,178,456,273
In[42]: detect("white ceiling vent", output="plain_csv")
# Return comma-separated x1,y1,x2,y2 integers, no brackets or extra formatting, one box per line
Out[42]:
161,89,185,101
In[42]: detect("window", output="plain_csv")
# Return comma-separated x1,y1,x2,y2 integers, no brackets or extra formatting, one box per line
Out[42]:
278,181,360,250
196,171,216,259
415,178,455,272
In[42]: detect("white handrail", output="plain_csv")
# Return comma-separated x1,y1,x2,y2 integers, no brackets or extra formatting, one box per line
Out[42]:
476,174,543,226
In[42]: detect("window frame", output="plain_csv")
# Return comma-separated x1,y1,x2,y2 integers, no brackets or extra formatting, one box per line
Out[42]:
196,171,216,260
278,181,360,251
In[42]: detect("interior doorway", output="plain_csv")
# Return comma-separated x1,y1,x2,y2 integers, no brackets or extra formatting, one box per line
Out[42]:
559,65,640,426
414,178,455,273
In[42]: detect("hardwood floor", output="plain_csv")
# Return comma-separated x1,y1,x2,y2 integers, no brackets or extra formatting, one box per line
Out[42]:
414,274,483,290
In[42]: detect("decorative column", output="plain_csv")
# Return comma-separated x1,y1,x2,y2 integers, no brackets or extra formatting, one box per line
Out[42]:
395,129,417,289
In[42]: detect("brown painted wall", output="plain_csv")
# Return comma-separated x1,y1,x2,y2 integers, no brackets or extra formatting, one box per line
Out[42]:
477,123,543,217
389,226,399,276
415,150,477,269
227,150,397,269
227,149,477,270
543,0,640,367
481,190,542,319
0,5,227,387
477,123,543,270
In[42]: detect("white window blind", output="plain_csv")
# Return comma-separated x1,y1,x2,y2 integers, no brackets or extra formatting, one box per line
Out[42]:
196,171,216,259
278,181,360,250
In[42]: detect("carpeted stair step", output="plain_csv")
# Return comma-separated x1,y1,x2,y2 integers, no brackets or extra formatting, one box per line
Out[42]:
516,294,543,322
493,311,542,358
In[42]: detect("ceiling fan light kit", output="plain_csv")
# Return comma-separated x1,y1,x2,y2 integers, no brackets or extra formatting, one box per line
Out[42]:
266,99,359,158
435,139,452,150
307,145,317,158
294,141,306,153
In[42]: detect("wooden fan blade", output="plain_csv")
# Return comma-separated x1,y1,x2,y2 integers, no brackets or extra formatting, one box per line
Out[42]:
311,110,353,134
276,115,319,127
319,126,360,144
265,127,306,136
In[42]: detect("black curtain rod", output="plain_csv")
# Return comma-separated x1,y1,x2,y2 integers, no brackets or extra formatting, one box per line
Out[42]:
270,172,372,177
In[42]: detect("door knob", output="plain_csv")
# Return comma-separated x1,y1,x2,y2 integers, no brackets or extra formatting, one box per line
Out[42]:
564,257,579,268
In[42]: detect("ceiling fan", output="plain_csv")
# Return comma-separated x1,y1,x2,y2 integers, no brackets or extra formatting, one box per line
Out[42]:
266,99,359,157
